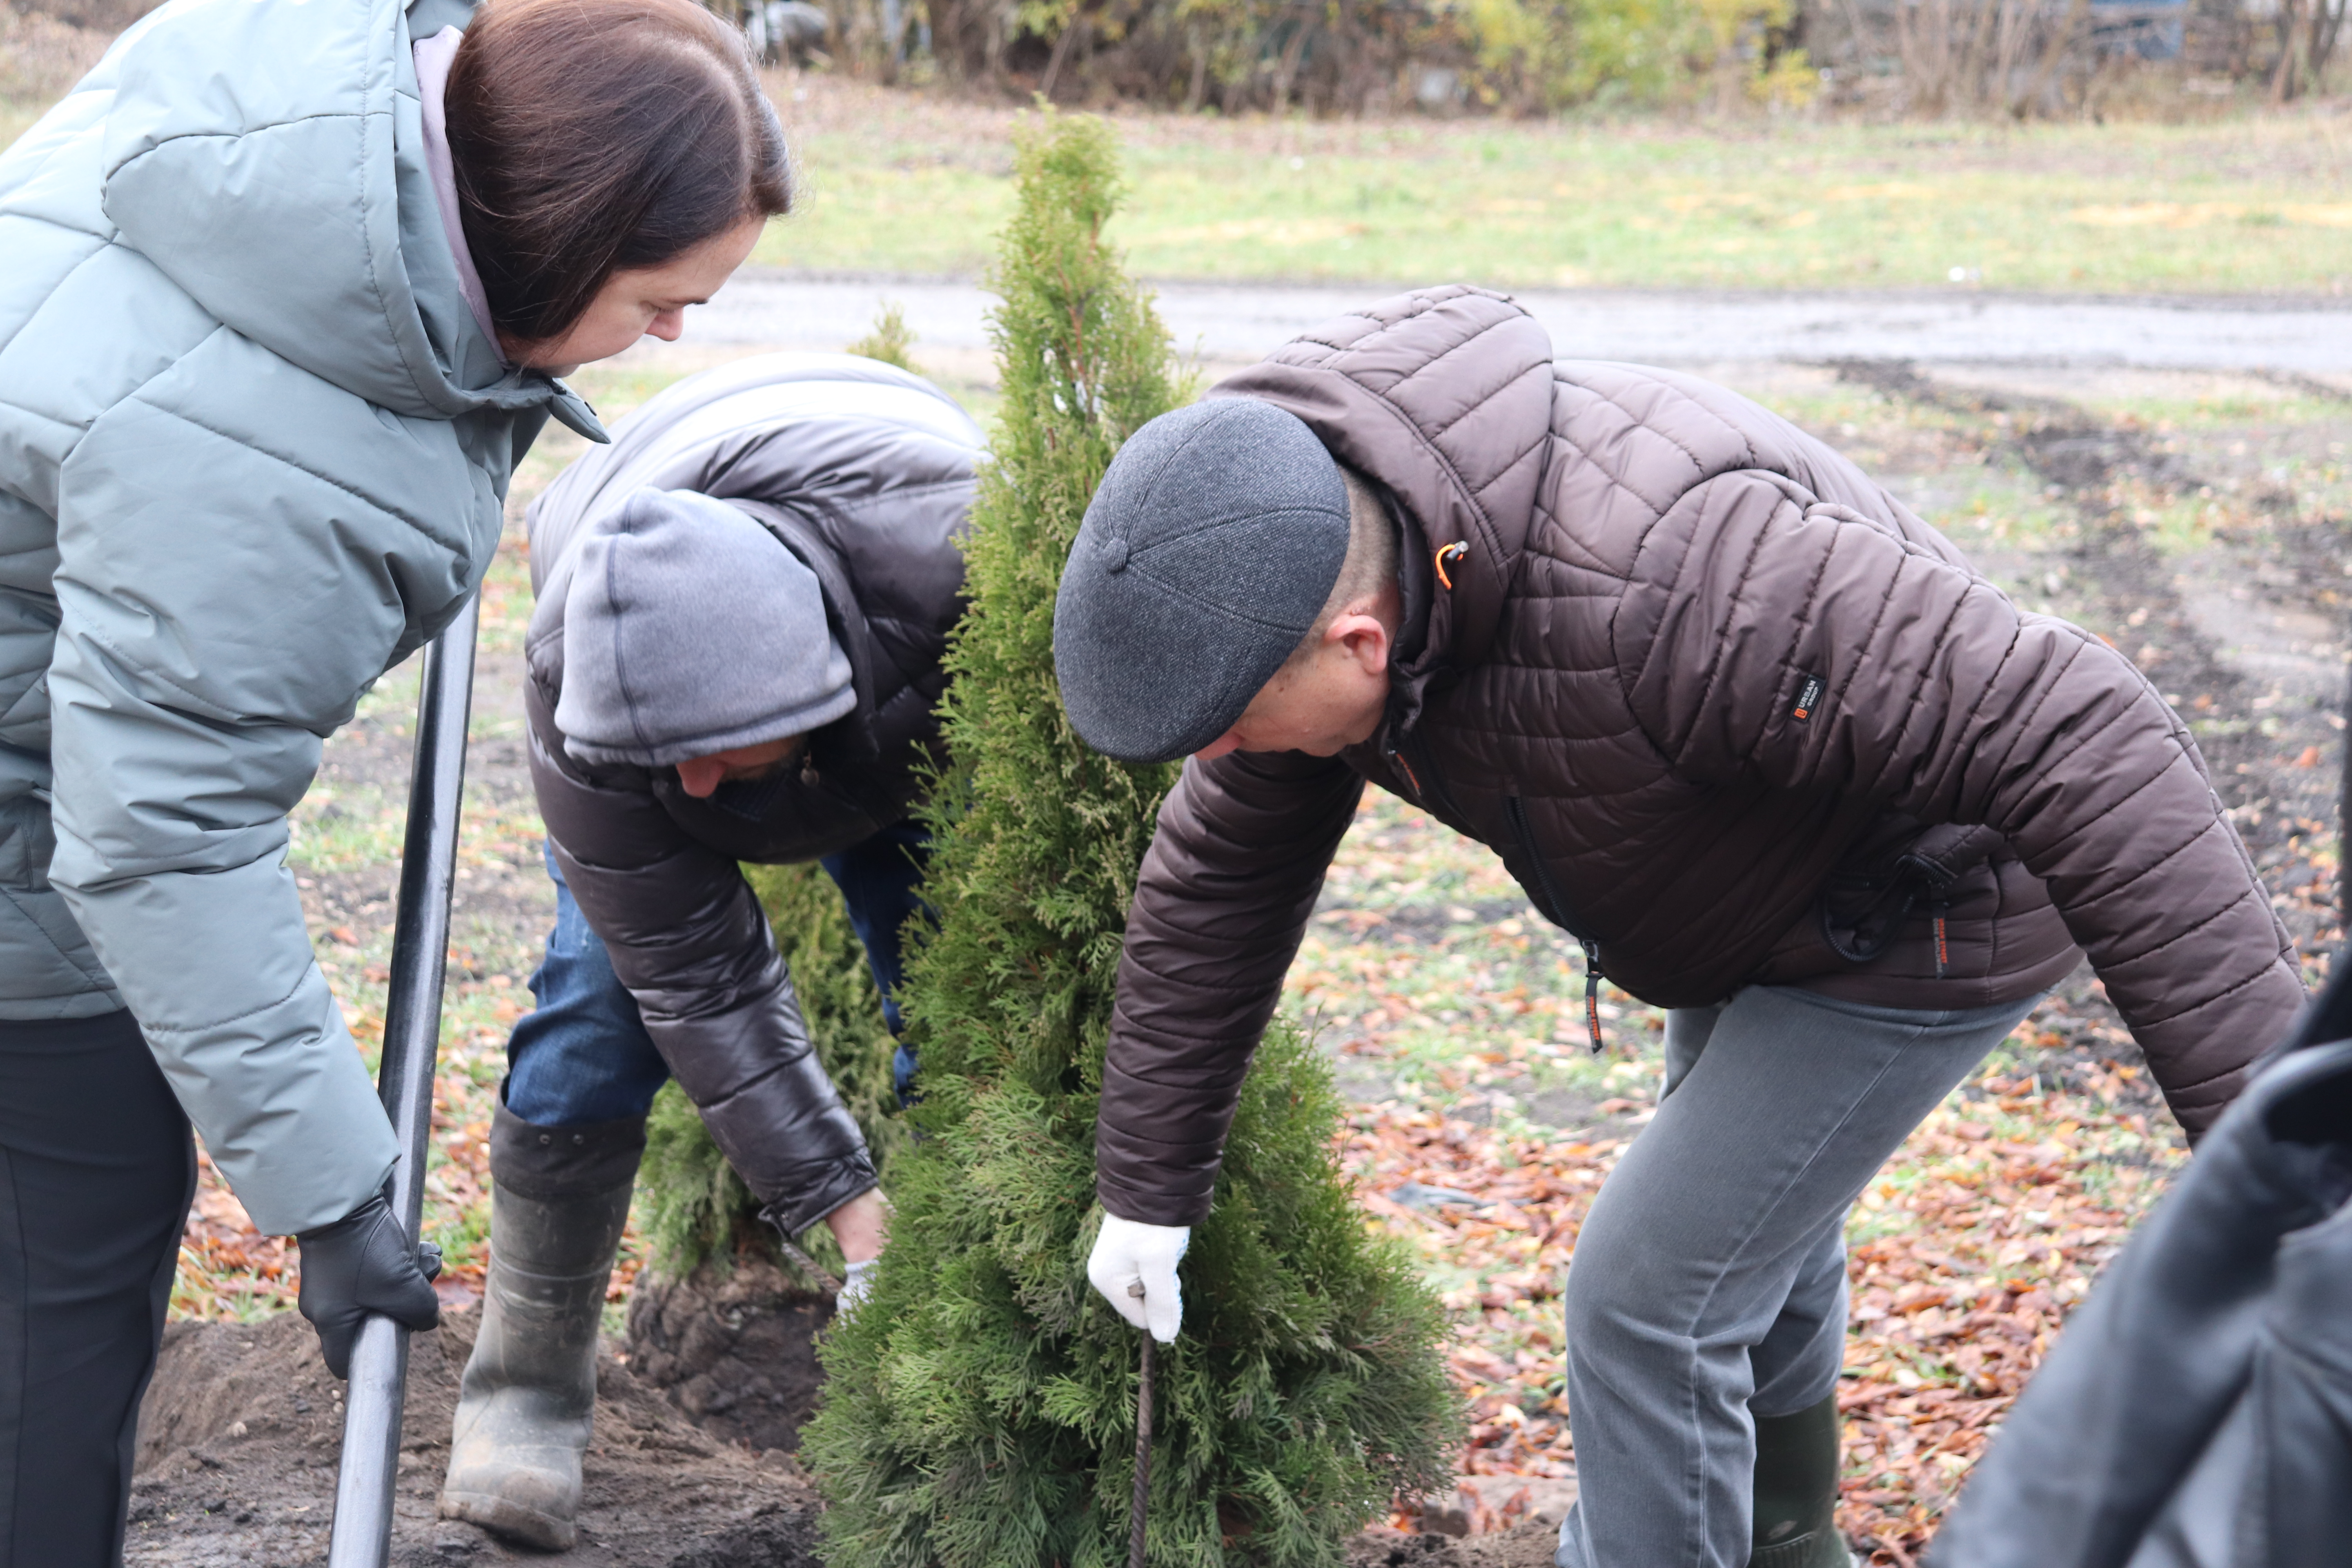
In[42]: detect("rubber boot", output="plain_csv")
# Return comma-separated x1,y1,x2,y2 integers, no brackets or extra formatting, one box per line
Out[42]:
439,1103,644,1550
1749,1394,1856,1568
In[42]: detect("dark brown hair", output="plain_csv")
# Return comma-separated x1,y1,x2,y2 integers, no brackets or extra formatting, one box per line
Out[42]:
444,0,793,347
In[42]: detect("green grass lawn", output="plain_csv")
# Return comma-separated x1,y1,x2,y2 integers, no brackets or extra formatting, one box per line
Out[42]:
764,80,2352,294
9,74,2352,294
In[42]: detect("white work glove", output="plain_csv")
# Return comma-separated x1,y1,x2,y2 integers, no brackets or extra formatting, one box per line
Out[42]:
1087,1213,1190,1343
836,1256,879,1317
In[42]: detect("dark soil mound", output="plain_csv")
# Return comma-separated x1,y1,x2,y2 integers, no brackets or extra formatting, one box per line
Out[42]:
129,1301,1552,1568
128,1308,820,1568
624,1260,831,1455
1349,1522,1562,1568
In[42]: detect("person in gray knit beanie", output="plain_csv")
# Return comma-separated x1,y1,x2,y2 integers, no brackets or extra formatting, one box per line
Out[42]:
554,488,857,773
440,352,981,1552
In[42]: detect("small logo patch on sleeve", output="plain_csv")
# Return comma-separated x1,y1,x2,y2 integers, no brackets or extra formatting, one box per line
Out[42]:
1792,673,1825,722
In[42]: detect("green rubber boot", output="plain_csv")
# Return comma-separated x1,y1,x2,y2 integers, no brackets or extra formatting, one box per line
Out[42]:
1749,1394,1856,1568
439,1105,643,1550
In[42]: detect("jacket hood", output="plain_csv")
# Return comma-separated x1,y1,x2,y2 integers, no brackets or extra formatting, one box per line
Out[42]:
96,0,601,434
524,351,983,780
527,351,984,597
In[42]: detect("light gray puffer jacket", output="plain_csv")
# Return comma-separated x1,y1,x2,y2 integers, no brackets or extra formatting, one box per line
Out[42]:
0,0,601,1232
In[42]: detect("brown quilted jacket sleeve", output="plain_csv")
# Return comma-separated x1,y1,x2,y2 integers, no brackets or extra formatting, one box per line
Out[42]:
1096,748,1365,1225
1618,470,2304,1136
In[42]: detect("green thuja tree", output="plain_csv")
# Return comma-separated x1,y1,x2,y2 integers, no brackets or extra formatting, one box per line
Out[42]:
803,111,1459,1568
636,860,907,1279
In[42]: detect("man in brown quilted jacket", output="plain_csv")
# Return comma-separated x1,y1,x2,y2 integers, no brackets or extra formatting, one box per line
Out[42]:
1049,287,2308,1568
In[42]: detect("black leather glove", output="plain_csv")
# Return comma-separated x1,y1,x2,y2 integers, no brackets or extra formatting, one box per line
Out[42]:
296,1191,443,1379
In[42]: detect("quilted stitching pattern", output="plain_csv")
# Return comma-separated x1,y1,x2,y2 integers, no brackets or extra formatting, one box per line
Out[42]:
0,0,563,1234
1096,288,2305,1224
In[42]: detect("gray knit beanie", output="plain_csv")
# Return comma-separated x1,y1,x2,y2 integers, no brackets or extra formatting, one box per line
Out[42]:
1053,399,1350,764
555,488,855,769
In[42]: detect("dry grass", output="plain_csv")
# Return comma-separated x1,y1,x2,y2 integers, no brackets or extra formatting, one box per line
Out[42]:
0,5,107,98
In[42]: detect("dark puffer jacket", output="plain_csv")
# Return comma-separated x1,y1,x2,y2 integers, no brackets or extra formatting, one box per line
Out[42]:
1095,287,2305,1227
525,354,980,1231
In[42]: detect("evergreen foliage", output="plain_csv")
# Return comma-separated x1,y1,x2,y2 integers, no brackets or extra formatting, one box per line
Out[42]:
803,111,1459,1568
636,860,906,1279
846,301,922,374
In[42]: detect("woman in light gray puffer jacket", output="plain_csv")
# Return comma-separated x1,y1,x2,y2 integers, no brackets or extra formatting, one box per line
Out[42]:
0,0,785,1557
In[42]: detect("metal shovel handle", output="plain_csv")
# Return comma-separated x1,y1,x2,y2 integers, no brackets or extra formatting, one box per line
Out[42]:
326,595,481,1568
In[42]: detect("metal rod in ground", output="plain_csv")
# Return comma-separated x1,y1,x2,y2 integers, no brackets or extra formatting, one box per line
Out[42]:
325,595,482,1568
1128,1282,1154,1568
769,1222,844,1297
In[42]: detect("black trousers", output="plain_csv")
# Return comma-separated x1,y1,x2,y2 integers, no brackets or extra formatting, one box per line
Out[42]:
0,1010,195,1568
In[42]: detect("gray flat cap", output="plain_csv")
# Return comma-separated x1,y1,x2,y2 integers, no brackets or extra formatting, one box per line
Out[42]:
555,488,855,768
1053,399,1350,763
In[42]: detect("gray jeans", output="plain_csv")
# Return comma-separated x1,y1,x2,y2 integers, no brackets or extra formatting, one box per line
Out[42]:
1554,984,2040,1568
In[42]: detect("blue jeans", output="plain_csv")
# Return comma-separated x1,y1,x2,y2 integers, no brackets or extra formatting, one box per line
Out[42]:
505,822,930,1127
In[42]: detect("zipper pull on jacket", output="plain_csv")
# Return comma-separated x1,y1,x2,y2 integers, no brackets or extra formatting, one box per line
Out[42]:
1386,741,1424,799
1501,794,1604,1053
1581,939,1604,1053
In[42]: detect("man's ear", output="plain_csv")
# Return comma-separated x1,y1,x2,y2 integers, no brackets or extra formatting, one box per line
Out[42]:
1329,610,1392,677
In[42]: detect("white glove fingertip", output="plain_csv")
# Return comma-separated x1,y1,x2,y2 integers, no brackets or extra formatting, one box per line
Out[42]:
835,1257,879,1317
1114,1288,1151,1334
1088,1263,1137,1326
1146,1290,1181,1344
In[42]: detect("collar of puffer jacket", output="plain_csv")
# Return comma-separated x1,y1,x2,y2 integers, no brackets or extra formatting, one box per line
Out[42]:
96,0,602,439
1205,285,1557,690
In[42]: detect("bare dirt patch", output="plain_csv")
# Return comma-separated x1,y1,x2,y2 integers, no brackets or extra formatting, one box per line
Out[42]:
624,1263,833,1456
128,1306,1490,1568
128,1310,822,1568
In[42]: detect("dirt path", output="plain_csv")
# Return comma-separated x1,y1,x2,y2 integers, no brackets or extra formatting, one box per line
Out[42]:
694,272,2352,376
